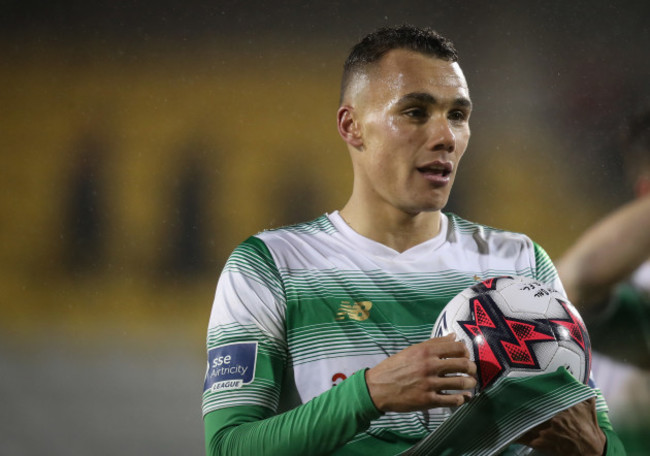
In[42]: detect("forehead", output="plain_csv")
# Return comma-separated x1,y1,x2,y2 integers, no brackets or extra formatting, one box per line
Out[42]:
360,49,469,103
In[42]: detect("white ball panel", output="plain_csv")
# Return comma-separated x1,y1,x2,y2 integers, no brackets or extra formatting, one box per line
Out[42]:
545,347,584,382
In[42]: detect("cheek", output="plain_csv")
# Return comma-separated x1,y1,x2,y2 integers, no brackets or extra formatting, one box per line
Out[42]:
457,128,470,151
365,152,405,190
456,148,467,163
453,132,470,160
369,153,396,177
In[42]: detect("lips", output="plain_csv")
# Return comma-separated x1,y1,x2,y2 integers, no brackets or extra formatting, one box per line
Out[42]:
416,161,453,178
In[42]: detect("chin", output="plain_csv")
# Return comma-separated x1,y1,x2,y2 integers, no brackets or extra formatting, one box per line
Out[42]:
416,198,450,213
396,194,450,215
402,203,447,216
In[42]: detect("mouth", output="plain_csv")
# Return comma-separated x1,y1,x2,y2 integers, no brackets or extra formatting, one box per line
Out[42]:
416,161,453,178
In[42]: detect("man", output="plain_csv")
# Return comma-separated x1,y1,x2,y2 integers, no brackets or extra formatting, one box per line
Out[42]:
557,109,650,453
203,25,622,455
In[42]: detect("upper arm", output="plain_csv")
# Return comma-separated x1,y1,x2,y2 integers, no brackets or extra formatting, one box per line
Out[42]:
203,236,288,418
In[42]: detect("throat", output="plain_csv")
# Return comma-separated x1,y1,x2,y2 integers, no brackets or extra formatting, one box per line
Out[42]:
381,224,441,253
339,205,442,253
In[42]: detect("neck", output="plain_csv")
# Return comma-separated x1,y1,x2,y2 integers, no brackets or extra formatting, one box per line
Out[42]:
339,200,443,253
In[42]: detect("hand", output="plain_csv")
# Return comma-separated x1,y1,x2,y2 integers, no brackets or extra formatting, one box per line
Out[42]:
517,397,606,456
365,334,477,413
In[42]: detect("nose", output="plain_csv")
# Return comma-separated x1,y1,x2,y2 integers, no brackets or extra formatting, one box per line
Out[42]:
428,118,456,153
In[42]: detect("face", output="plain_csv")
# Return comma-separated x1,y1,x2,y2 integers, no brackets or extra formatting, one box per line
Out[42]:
340,49,472,216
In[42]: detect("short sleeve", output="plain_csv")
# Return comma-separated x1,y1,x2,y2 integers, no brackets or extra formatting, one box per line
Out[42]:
202,236,288,417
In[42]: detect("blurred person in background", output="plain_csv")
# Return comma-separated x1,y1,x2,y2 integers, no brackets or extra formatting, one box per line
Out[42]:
557,109,650,454
202,25,624,455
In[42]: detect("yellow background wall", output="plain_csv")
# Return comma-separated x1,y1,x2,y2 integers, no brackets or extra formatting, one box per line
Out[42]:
1,42,610,347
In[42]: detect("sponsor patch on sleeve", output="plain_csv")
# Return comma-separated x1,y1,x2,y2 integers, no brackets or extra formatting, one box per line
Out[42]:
204,341,258,393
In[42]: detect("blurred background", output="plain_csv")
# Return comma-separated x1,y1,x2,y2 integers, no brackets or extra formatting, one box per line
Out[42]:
1,1,649,454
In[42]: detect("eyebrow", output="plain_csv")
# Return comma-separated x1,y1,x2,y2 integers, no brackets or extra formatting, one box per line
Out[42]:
397,92,473,110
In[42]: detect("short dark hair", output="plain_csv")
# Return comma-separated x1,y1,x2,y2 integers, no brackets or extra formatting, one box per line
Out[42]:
620,109,650,184
340,25,459,102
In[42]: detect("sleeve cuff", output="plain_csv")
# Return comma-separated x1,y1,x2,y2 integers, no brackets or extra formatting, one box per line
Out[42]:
350,368,383,420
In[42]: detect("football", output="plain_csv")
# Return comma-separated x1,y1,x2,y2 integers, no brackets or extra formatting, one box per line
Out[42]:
432,276,591,392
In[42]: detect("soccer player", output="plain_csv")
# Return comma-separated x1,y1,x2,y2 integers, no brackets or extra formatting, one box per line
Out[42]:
203,25,624,455
557,109,650,452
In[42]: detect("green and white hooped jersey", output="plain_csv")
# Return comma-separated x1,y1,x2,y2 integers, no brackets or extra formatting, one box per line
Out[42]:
202,211,586,442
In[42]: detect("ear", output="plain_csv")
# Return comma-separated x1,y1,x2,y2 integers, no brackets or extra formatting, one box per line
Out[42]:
337,105,363,149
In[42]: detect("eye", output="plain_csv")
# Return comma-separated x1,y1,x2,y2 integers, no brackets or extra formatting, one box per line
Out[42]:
404,107,429,120
448,110,468,123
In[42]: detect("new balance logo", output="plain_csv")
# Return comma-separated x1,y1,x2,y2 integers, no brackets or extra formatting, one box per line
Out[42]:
335,301,373,321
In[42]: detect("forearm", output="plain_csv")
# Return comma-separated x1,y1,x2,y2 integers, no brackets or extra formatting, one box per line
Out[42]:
557,194,650,306
205,369,381,456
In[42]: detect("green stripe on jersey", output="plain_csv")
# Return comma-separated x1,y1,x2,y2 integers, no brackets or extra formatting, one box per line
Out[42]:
447,212,504,235
265,214,338,236
224,236,285,303
533,242,559,284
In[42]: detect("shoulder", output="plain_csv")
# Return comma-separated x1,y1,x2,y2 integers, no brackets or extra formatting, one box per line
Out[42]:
445,213,559,285
255,214,338,252
258,214,337,239
231,215,335,252
228,214,338,269
445,212,535,253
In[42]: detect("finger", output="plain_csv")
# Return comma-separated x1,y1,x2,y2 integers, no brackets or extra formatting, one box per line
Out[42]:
517,428,539,445
425,338,471,359
517,421,550,442
524,435,548,451
433,374,477,392
427,333,460,349
418,347,475,380
425,391,472,408
437,358,477,376
523,429,558,454
585,396,596,410
431,333,457,341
